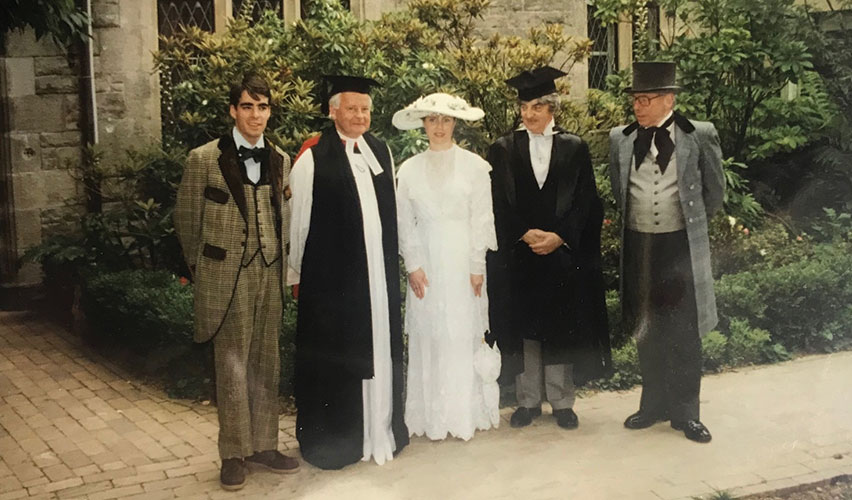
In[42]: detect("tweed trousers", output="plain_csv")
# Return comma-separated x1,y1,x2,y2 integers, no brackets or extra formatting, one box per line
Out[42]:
214,255,283,459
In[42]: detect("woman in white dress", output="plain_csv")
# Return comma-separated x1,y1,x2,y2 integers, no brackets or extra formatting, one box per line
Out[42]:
392,93,500,441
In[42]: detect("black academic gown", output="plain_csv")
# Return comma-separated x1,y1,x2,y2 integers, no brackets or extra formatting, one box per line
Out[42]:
294,128,408,470
487,128,612,385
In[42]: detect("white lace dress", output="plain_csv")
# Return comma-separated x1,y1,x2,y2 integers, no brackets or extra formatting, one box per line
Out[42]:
397,145,499,441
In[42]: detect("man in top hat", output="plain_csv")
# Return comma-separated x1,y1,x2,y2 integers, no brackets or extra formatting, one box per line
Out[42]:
174,74,299,491
608,61,724,443
287,75,409,469
488,66,612,430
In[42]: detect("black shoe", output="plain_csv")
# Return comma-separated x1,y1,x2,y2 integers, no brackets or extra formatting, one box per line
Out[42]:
623,411,664,430
553,408,579,429
220,458,246,491
510,407,542,428
246,450,300,474
671,420,712,443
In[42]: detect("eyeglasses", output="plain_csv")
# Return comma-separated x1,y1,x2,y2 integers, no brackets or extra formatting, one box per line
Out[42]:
630,94,666,107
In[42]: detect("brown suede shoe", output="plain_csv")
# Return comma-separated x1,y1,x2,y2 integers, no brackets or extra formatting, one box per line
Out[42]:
246,450,300,474
220,458,246,491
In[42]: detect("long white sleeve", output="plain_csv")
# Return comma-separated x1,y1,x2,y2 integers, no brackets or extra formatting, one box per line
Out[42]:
287,148,315,285
468,158,497,274
396,160,425,273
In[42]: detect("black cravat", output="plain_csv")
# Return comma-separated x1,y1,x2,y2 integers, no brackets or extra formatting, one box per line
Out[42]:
237,145,269,163
634,114,675,174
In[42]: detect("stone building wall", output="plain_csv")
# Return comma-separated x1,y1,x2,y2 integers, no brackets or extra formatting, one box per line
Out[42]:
0,0,160,288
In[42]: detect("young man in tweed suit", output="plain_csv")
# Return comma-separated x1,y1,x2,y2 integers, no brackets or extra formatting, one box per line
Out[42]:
609,62,725,443
174,74,299,490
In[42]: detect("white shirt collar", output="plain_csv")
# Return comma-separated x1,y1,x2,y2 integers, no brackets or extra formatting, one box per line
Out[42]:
657,111,674,129
335,129,384,176
519,119,557,138
232,127,264,150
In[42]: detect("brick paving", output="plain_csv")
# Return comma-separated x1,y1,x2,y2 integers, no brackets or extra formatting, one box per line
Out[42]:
0,310,850,499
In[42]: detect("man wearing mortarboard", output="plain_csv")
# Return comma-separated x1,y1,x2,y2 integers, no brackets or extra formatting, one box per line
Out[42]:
487,67,612,430
287,75,409,469
609,62,724,443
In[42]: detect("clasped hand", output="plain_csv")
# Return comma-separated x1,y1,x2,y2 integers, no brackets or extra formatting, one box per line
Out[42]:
523,229,564,255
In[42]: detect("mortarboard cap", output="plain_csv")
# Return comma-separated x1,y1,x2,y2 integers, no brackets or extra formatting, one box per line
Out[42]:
321,75,381,115
505,66,567,102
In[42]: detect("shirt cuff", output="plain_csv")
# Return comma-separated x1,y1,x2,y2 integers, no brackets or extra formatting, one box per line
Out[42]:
286,266,300,286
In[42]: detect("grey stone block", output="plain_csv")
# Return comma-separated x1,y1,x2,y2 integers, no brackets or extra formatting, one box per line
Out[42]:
13,208,43,251
42,146,83,171
8,133,42,173
12,171,47,210
3,58,36,97
97,92,126,120
93,2,121,28
34,56,78,77
2,30,64,58
43,169,82,207
39,132,82,148
8,94,69,132
63,95,81,131
36,75,79,95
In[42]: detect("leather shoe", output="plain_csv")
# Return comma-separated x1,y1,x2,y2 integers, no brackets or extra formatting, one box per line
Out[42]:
246,450,300,474
623,411,664,430
671,420,712,443
220,458,246,491
510,407,542,428
553,408,579,429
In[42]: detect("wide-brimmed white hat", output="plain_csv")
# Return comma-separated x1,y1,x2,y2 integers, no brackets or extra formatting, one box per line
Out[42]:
392,92,484,130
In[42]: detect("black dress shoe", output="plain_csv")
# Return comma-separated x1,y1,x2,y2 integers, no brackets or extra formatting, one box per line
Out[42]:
553,408,579,429
220,458,246,491
671,420,712,443
510,407,542,428
623,411,664,430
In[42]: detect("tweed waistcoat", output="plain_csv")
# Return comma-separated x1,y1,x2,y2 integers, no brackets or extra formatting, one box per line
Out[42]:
241,183,281,267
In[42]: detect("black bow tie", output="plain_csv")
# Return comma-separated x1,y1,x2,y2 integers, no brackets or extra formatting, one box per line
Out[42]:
634,115,675,173
238,145,268,163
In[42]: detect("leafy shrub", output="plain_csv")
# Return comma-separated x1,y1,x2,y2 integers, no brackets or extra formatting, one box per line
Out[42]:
710,218,814,278
715,243,852,352
82,269,194,352
592,337,641,390
155,0,594,160
701,331,729,372
81,269,299,400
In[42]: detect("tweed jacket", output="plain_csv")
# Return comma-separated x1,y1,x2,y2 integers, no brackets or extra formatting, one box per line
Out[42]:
608,114,725,336
174,135,291,342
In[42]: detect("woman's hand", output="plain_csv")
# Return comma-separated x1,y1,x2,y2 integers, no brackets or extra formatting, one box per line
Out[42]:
409,268,429,299
470,274,484,297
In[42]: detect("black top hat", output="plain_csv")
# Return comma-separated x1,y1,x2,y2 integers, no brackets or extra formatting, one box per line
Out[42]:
321,75,381,115
506,66,567,101
627,61,681,94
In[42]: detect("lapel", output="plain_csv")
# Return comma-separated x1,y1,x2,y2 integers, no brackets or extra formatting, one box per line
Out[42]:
500,130,529,211
673,112,698,182
217,134,247,221
267,141,283,225
552,132,580,218
618,127,635,207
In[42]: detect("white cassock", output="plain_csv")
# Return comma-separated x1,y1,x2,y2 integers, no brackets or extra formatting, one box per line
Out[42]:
288,130,396,465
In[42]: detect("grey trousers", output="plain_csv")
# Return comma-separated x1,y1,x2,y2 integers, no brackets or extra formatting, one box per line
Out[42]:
213,258,283,459
515,339,576,411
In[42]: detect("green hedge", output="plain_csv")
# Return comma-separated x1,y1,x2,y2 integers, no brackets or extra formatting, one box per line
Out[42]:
81,269,297,400
715,244,852,352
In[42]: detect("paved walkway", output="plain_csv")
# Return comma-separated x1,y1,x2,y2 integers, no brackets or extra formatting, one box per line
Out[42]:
0,311,850,500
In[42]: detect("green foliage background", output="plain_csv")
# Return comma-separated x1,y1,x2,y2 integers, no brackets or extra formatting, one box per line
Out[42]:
23,0,852,399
